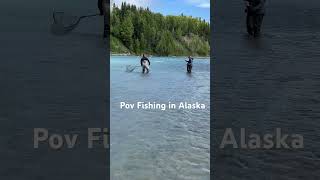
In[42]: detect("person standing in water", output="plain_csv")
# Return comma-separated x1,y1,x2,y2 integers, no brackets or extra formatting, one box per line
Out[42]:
245,0,266,37
185,56,193,73
98,0,109,39
140,54,151,74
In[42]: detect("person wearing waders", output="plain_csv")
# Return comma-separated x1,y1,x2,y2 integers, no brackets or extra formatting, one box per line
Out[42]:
245,0,266,37
185,56,193,73
98,0,109,39
140,54,151,74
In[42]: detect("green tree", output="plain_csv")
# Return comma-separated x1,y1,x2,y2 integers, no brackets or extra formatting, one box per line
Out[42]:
134,39,141,54
110,3,210,56
119,15,134,49
156,31,175,56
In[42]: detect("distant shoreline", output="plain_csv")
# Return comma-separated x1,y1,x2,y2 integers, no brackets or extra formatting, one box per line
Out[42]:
111,53,210,59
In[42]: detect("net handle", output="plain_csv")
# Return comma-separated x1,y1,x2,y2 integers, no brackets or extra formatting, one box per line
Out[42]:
79,13,101,19
52,11,101,32
75,13,100,27
52,11,100,25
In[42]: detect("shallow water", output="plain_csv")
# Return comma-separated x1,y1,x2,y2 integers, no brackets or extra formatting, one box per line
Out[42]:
111,56,210,180
0,1,109,179
213,0,320,179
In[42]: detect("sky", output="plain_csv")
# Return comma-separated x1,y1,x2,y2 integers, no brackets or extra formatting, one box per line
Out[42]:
111,0,210,22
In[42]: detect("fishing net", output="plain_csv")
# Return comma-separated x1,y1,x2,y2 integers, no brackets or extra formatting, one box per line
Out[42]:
126,65,140,72
51,11,99,35
51,11,80,35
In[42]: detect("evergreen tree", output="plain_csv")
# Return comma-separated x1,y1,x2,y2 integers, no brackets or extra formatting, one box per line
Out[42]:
111,3,210,56
119,15,134,49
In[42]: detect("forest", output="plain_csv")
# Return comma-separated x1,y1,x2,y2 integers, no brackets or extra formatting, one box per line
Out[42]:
111,3,210,56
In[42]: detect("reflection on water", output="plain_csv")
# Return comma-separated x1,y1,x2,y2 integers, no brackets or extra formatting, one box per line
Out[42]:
111,56,210,180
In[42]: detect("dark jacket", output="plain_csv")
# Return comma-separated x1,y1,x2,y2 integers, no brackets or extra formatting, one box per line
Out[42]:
185,58,193,66
98,0,104,15
247,0,266,15
140,57,150,66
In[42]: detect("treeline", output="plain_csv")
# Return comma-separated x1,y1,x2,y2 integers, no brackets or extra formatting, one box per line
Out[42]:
111,3,210,56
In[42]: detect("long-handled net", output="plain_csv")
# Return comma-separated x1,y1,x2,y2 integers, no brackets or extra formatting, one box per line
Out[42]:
126,65,140,72
51,11,100,35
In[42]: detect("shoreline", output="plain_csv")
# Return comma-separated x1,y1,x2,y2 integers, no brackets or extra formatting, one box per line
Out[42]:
111,53,210,59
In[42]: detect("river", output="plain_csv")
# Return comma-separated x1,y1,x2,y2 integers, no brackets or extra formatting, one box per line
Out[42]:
213,0,320,179
111,56,210,180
